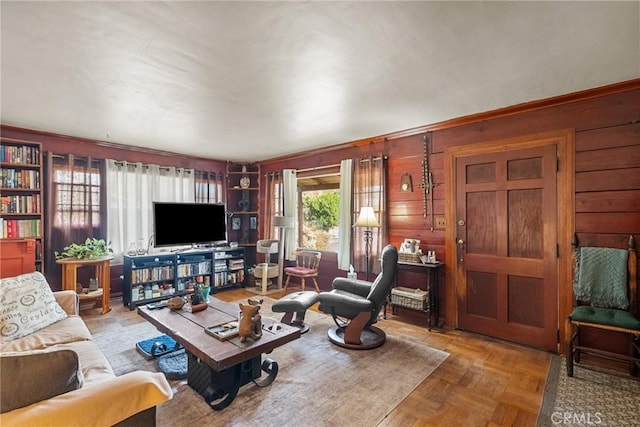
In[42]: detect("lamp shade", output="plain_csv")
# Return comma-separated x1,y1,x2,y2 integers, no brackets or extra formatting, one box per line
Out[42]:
354,207,380,228
272,215,294,228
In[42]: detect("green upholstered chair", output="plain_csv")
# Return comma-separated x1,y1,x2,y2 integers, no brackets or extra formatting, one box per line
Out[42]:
566,234,639,377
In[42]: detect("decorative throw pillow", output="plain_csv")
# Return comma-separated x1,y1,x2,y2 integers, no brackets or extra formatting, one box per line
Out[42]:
0,349,83,413
0,271,68,343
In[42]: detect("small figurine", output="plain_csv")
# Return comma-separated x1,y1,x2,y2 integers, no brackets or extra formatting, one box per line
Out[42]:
189,282,208,313
238,302,262,343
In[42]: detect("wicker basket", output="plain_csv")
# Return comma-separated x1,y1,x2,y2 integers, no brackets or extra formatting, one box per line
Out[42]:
398,252,421,264
390,287,428,310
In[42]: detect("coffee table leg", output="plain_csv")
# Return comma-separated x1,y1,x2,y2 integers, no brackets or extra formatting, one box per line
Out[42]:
205,365,242,411
197,355,279,410
252,357,279,387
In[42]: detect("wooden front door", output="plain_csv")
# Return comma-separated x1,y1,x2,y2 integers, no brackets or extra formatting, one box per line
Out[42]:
455,144,559,351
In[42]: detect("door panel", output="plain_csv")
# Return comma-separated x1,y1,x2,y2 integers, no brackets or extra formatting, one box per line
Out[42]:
466,192,497,255
456,145,558,350
508,189,543,258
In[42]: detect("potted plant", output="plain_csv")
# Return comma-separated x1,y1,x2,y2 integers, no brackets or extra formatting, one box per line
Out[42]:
55,238,113,260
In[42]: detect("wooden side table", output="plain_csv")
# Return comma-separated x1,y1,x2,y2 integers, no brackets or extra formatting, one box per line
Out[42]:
386,261,444,330
56,256,113,314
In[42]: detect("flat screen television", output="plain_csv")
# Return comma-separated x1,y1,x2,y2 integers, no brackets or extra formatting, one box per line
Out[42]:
153,202,227,248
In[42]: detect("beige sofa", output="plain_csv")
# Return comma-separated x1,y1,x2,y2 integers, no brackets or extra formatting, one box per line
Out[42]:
0,273,172,427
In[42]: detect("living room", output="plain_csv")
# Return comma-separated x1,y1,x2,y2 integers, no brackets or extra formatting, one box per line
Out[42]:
1,2,639,426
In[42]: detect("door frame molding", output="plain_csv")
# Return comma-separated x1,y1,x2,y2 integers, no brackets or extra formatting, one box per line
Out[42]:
444,129,575,351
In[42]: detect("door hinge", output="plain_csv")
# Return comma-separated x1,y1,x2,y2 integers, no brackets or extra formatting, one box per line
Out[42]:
557,329,560,344
557,243,560,258
557,158,560,172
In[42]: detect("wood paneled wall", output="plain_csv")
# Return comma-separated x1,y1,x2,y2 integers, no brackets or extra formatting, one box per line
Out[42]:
0,125,227,294
0,125,227,172
2,79,639,346
261,79,640,334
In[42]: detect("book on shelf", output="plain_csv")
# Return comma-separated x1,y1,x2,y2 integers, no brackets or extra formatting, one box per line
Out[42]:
229,259,244,270
205,321,239,341
1,218,40,238
1,144,40,165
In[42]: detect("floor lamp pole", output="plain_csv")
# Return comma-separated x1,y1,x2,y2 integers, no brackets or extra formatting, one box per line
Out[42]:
363,228,373,281
277,227,286,289
272,215,294,290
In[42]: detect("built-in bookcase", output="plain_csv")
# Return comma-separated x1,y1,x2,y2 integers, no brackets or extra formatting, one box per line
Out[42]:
226,162,260,267
0,138,44,272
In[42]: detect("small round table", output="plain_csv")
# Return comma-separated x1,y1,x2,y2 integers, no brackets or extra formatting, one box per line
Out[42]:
56,256,113,314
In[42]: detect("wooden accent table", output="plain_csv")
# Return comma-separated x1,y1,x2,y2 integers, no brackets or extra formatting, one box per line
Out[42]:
56,256,113,314
386,261,444,330
138,298,300,410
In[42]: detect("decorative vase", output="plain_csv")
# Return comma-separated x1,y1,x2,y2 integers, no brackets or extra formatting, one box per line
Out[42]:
239,165,250,188
127,242,137,256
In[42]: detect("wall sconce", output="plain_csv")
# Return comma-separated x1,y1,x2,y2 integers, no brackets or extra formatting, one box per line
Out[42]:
401,173,413,192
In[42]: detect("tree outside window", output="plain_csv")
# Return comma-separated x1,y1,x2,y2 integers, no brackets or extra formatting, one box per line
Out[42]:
301,188,339,251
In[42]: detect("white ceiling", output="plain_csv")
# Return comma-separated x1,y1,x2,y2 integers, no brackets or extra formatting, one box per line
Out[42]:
1,1,639,162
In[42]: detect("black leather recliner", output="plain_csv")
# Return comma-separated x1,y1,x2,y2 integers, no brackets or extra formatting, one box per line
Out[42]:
317,244,398,349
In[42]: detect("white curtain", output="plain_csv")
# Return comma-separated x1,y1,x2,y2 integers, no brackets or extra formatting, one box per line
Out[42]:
106,160,195,262
282,169,298,261
337,159,353,270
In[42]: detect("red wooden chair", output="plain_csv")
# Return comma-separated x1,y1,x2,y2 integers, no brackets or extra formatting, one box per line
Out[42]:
284,250,322,292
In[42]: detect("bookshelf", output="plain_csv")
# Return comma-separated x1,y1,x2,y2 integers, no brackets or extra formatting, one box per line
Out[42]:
0,138,44,272
226,162,260,267
122,246,247,310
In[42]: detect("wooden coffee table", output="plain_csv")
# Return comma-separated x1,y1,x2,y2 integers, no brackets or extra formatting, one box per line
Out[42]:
138,298,301,410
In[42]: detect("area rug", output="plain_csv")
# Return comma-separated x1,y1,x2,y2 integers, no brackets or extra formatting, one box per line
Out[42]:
91,298,449,427
537,356,640,426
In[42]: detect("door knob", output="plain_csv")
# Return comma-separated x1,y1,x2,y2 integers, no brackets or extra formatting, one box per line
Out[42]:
457,239,464,245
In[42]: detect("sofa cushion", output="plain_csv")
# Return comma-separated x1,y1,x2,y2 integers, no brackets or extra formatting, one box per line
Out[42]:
0,349,83,413
59,340,116,385
0,272,67,343
0,316,93,353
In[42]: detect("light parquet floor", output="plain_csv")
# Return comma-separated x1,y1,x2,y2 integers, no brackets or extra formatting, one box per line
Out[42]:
83,288,551,427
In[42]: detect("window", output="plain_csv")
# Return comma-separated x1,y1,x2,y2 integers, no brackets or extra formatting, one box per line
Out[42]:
297,169,340,251
195,171,225,204
53,165,101,228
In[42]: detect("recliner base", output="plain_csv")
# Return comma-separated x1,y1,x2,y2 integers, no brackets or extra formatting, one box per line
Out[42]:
327,325,386,350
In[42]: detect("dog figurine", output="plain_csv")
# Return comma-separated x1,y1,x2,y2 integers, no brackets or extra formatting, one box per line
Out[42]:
238,302,262,343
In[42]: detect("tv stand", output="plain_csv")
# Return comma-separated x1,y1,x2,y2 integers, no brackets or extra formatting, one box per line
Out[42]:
122,247,247,310
174,245,199,253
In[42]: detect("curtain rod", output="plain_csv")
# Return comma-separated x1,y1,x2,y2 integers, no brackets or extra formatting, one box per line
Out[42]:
111,160,192,174
296,163,339,173
50,153,99,163
50,153,211,176
296,156,386,173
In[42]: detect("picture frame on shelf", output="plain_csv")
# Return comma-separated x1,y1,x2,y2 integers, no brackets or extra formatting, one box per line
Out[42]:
250,216,257,230
231,217,242,231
